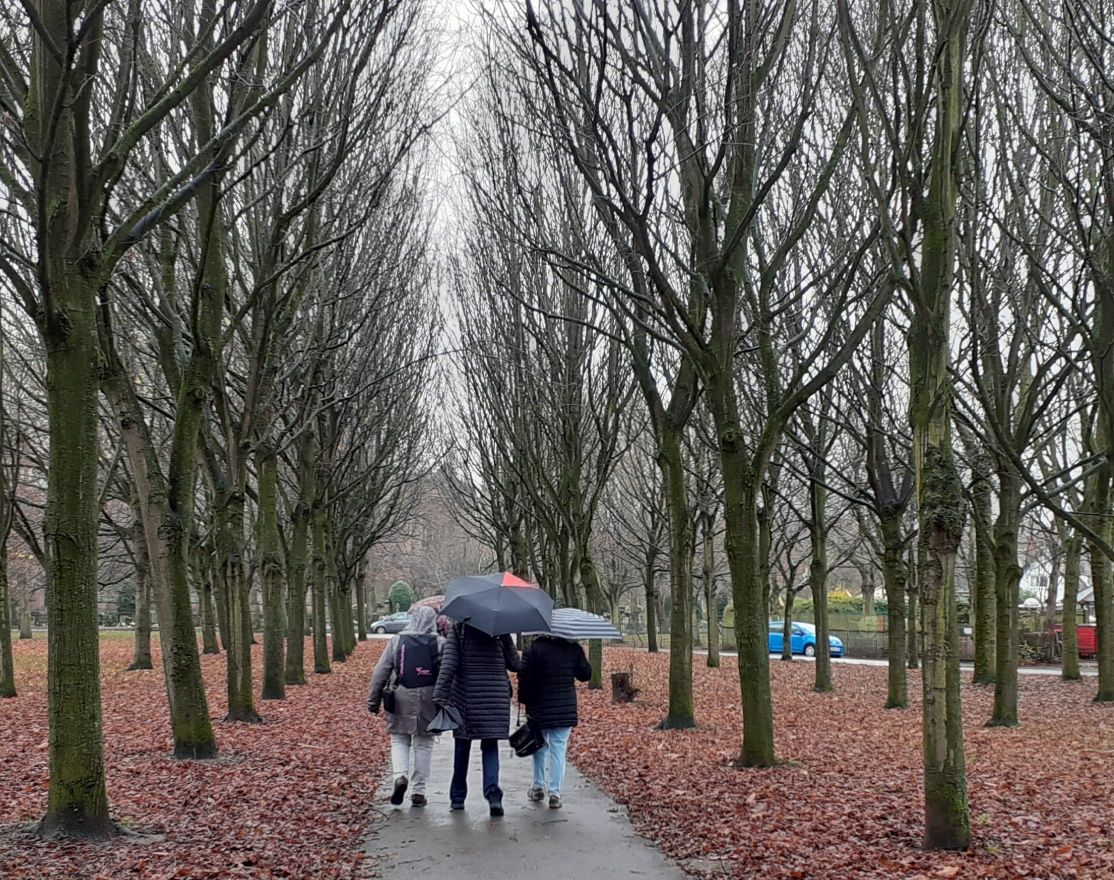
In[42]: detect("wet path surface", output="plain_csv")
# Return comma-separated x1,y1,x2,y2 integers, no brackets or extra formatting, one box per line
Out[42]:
365,729,687,879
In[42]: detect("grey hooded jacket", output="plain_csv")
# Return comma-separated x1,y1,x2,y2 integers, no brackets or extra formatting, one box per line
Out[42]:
367,606,444,736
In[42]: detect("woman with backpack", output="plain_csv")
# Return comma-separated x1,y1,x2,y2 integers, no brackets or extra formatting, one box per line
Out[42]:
518,634,592,810
432,621,522,816
367,606,443,807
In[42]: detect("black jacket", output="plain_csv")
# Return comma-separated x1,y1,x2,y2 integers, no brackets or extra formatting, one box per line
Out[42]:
433,623,522,740
519,636,592,729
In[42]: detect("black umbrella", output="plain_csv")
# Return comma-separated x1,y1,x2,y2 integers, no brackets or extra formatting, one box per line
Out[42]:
441,572,553,636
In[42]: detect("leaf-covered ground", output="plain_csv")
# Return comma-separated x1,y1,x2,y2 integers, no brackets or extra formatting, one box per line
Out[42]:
574,649,1114,880
0,636,388,880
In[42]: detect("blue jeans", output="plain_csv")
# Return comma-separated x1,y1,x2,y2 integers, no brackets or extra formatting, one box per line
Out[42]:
451,737,501,804
532,727,572,796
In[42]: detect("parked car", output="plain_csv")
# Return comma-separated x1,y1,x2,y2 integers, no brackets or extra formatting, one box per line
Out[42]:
768,621,844,658
370,611,411,634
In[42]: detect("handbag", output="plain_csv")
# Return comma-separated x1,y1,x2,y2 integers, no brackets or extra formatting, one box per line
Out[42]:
509,708,545,757
382,686,397,714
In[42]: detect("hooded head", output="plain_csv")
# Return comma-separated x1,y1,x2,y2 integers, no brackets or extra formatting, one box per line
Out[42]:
403,605,438,635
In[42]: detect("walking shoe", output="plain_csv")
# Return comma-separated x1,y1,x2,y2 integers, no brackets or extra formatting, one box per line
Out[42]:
489,800,505,818
548,794,562,810
390,776,408,806
527,786,545,802
411,793,427,807
450,801,465,811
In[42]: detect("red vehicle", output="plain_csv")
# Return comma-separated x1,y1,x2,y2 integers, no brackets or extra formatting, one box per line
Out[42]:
1055,624,1097,659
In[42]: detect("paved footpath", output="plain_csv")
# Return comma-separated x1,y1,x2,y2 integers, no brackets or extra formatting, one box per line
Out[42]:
365,732,686,880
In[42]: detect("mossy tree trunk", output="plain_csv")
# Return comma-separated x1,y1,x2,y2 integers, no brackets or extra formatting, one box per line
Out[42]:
104,368,216,755
908,0,972,849
39,268,114,838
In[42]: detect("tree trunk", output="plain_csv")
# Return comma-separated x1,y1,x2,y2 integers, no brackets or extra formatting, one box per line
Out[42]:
286,432,315,683
328,538,347,663
969,453,996,685
356,559,368,643
810,474,832,693
880,514,908,708
128,518,153,671
988,471,1021,726
781,601,794,662
644,550,658,653
1062,530,1082,681
908,0,971,840
656,427,695,729
105,373,216,757
311,498,331,674
258,443,285,700
578,551,608,688
38,273,113,837
19,585,32,639
0,531,14,698
1088,465,1114,702
907,547,919,671
197,545,220,655
703,513,720,669
217,487,260,722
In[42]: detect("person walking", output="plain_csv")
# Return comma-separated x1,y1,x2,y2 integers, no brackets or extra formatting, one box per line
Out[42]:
367,606,443,808
518,634,592,810
432,621,522,816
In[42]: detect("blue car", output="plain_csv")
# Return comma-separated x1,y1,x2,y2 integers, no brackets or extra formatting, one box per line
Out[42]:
768,621,844,658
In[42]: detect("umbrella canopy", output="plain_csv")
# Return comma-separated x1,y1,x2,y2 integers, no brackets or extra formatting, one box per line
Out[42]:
409,595,444,612
525,608,622,641
441,572,553,636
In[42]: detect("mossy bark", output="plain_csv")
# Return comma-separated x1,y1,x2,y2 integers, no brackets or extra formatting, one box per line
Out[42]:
40,272,113,837
910,0,971,847
104,371,215,756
